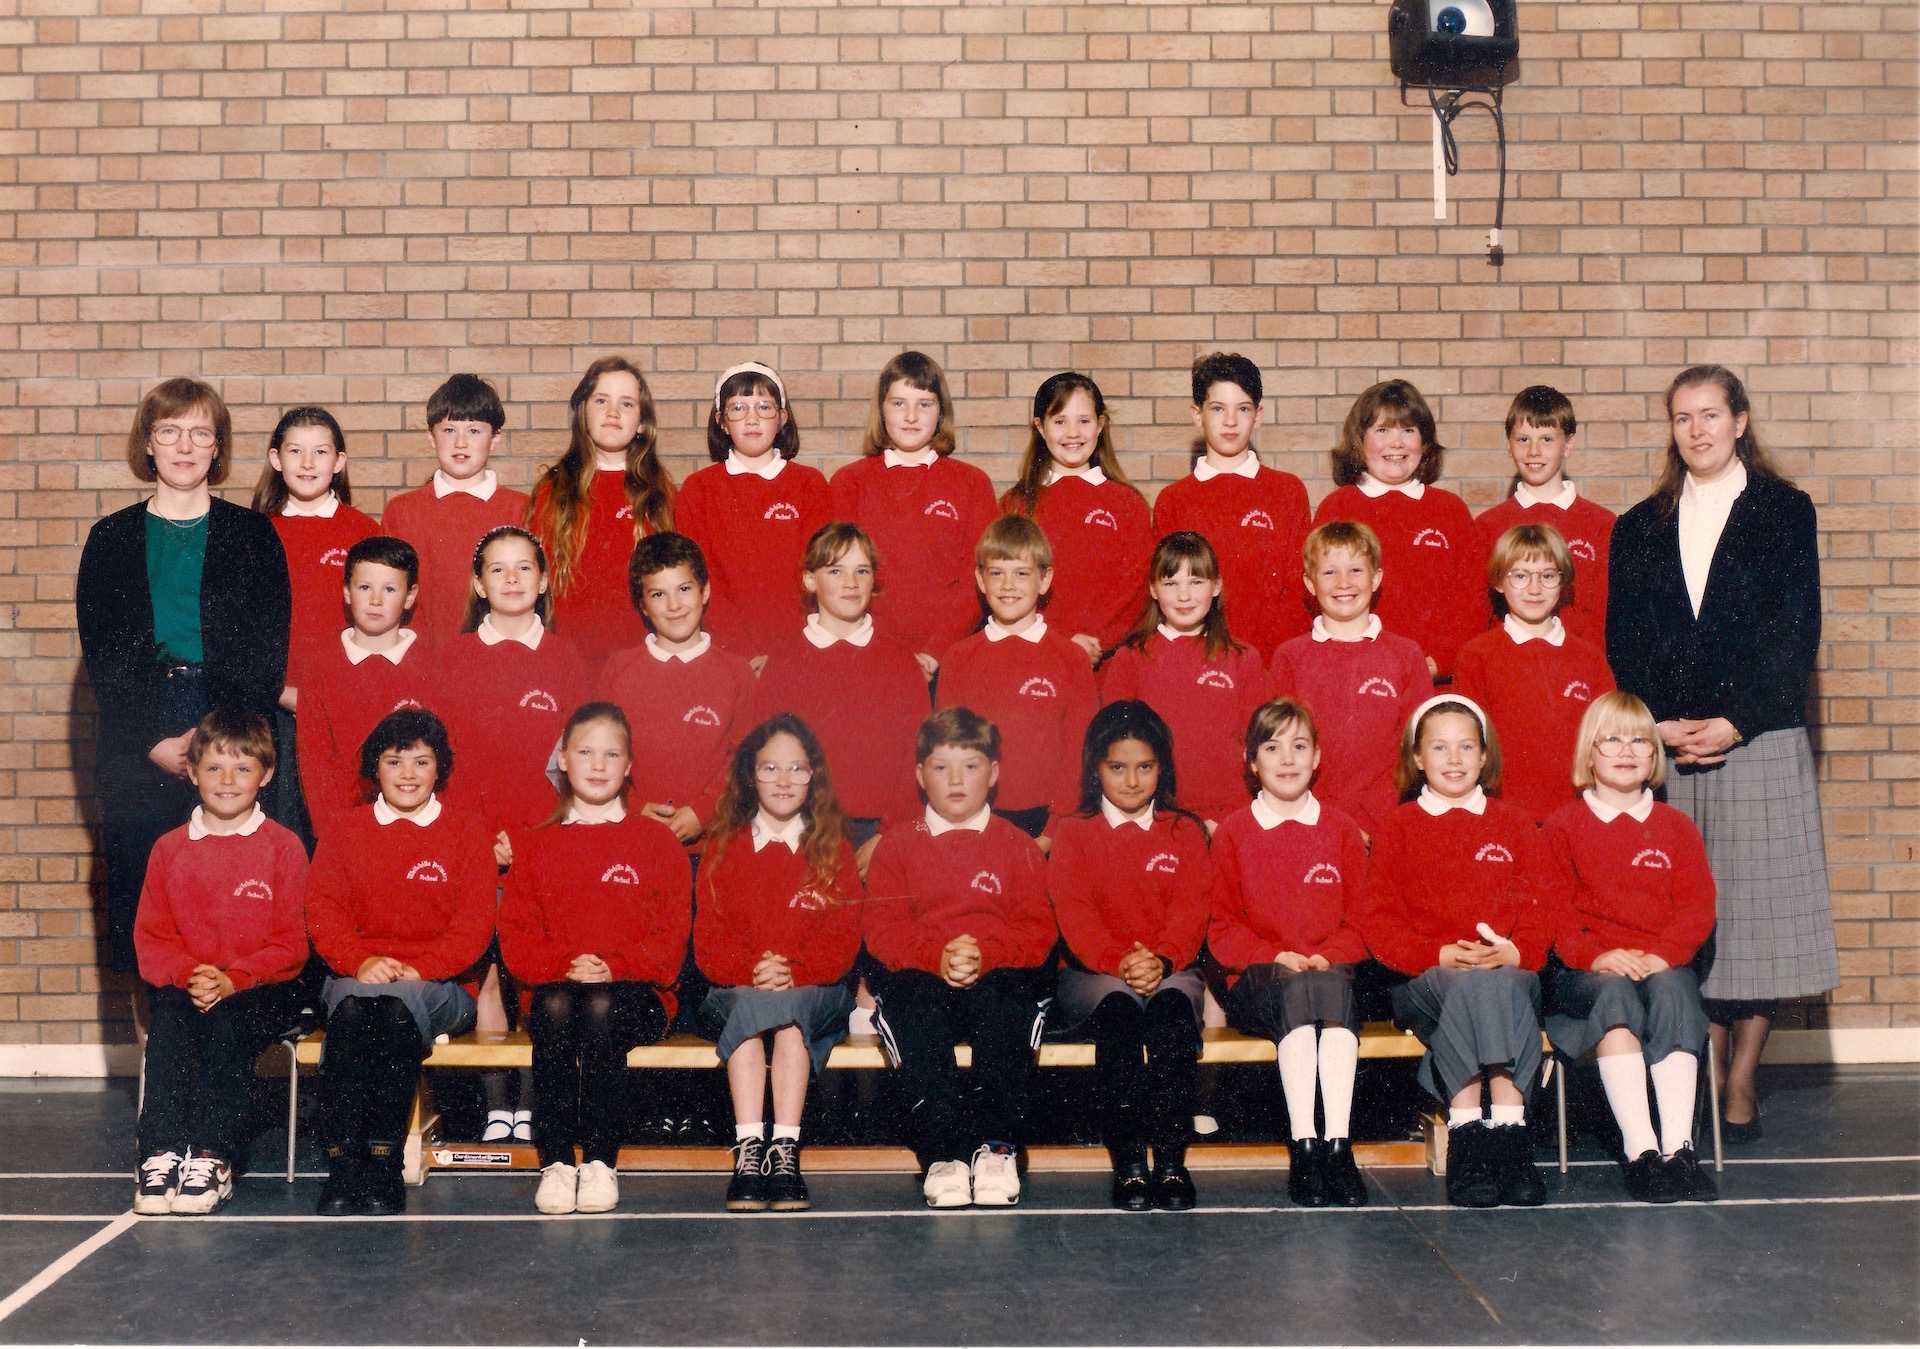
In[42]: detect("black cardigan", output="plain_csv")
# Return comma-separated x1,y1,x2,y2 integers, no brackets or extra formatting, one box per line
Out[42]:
76,497,291,800
1606,472,1821,739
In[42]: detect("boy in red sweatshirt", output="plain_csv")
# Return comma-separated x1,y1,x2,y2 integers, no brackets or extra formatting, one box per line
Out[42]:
380,374,529,651
934,514,1098,845
305,709,497,1217
1472,386,1614,650
1150,352,1313,656
864,708,1058,1209
296,536,435,843
1269,521,1433,837
133,711,312,1217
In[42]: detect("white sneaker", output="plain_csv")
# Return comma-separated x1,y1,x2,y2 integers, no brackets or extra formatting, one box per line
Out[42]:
170,1151,233,1215
134,1151,182,1215
534,1162,578,1214
971,1144,1020,1207
575,1160,619,1213
922,1159,972,1208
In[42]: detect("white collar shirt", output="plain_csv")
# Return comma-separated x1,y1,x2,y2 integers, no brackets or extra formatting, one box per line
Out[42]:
646,632,711,664
341,626,418,667
1678,460,1747,618
432,468,499,501
803,613,874,649
477,613,544,651
1417,785,1487,817
280,492,340,518
374,793,443,827
187,804,268,840
1311,614,1382,643
925,803,992,837
1250,790,1320,830
1191,453,1260,483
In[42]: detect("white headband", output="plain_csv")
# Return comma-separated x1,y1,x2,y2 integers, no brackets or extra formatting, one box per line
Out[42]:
714,362,786,414
1409,693,1490,741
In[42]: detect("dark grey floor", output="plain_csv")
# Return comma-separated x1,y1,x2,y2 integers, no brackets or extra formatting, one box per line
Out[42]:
0,1067,1914,1344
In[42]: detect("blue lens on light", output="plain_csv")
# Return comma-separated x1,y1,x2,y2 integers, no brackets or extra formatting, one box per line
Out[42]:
1436,6,1468,33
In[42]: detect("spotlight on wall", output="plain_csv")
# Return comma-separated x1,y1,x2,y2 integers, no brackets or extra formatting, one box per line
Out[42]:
1388,0,1518,268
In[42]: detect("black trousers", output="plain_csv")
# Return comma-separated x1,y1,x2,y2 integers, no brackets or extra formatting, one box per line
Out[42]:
1086,990,1199,1151
528,982,668,1168
871,965,1052,1169
138,980,311,1160
99,783,197,974
319,994,432,1151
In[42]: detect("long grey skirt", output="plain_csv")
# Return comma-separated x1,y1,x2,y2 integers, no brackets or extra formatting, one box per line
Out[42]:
1390,966,1543,1101
1665,727,1839,1001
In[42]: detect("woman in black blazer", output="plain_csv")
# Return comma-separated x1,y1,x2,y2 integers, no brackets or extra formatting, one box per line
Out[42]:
1607,364,1837,1142
77,379,292,986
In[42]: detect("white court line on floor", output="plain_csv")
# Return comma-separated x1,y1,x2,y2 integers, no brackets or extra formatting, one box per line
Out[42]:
0,1212,136,1324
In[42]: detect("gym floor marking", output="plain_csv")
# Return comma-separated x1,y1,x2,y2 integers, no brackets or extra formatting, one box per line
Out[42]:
0,1212,136,1325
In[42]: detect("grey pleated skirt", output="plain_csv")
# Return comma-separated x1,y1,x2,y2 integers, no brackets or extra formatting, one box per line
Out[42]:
698,984,856,1078
1390,966,1543,1101
1665,728,1839,1001
1050,966,1205,1035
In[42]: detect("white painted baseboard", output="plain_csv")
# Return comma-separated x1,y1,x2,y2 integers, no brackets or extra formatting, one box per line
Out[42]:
0,1026,1915,1079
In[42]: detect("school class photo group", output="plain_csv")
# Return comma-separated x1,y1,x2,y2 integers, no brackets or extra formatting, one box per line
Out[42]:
77,345,1835,1222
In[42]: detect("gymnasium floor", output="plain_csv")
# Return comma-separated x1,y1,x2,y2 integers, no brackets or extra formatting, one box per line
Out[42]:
0,1066,1913,1345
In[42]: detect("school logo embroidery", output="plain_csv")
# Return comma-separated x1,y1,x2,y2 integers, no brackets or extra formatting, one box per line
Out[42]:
1631,848,1673,870
1084,507,1119,530
1240,509,1274,531
924,500,960,520
683,705,722,727
969,870,1003,896
232,879,275,903
1356,676,1398,699
1144,852,1180,875
1474,843,1514,864
1303,862,1342,886
407,860,450,883
1196,669,1236,690
764,502,800,522
602,863,641,886
319,547,349,568
392,698,423,712
788,887,832,912
1412,528,1451,550
1561,680,1594,703
519,689,560,713
1018,676,1058,699
1567,538,1597,562
615,505,633,521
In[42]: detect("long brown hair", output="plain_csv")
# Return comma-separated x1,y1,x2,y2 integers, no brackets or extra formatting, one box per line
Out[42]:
1001,372,1140,517
703,713,849,901
1649,364,1785,519
461,525,556,633
528,357,672,596
859,350,957,458
252,406,352,516
1123,530,1242,663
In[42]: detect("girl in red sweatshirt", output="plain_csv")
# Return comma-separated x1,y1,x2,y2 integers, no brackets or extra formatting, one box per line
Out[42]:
1544,692,1718,1204
527,356,675,672
1310,380,1486,679
829,351,998,669
695,713,863,1213
1452,523,1615,827
1207,698,1371,1208
1001,373,1153,662
498,703,691,1216
1354,695,1554,1209
674,362,833,668
1047,701,1210,1211
1099,531,1269,832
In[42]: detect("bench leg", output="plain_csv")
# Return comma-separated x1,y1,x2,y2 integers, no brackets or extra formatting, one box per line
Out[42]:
1423,1111,1449,1175
1555,1052,1569,1174
1704,1034,1723,1173
402,1075,438,1187
282,1039,301,1184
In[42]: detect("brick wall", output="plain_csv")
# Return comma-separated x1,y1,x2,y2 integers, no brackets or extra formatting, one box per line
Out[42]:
2,1,1913,1044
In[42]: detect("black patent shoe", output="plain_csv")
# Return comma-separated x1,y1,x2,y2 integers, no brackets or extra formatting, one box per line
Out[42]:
1720,1113,1762,1145
1111,1157,1152,1211
316,1149,363,1217
725,1135,770,1212
1444,1124,1500,1208
1287,1136,1327,1207
1665,1144,1718,1201
1491,1124,1546,1207
1623,1148,1682,1203
1151,1160,1196,1211
1321,1138,1369,1207
765,1137,810,1212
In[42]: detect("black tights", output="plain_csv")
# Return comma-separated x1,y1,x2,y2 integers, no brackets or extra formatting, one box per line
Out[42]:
528,981,667,1167
320,995,428,1152
1086,990,1200,1153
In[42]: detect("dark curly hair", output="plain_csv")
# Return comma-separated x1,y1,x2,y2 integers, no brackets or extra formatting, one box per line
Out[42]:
358,707,455,797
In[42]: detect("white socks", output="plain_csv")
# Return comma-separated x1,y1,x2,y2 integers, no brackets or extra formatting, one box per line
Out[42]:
1598,1052,1659,1158
1489,1103,1524,1127
1649,1051,1698,1157
735,1122,764,1143
1318,1027,1358,1141
1448,1106,1483,1129
1276,1026,1319,1141
772,1124,800,1142
1449,1098,1524,1130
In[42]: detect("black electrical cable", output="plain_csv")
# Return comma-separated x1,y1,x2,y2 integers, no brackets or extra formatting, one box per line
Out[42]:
1422,69,1510,264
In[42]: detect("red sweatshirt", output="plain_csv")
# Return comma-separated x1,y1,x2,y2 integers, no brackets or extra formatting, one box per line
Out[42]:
755,628,930,823
271,505,379,688
673,461,834,660
1545,797,1716,971
1312,484,1486,678
1268,627,1434,835
694,833,864,989
305,802,499,983
134,816,310,992
498,814,692,1011
829,453,999,657
435,628,591,834
295,633,436,839
1354,796,1556,976
1046,809,1211,975
380,480,530,652
1150,466,1313,656
863,815,1057,976
1206,800,1370,979
596,638,759,829
530,470,655,672
1007,476,1153,651
1452,624,1615,827
935,625,1099,821
1473,491,1616,650
1099,633,1270,824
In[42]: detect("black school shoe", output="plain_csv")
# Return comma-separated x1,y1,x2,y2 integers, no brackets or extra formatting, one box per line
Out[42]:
1110,1140,1152,1212
1664,1144,1718,1201
1444,1124,1501,1208
726,1135,770,1212
1151,1150,1196,1212
1491,1124,1546,1207
316,1147,363,1217
360,1141,406,1216
1720,1113,1762,1145
1287,1137,1327,1207
1321,1138,1369,1207
765,1137,810,1212
1623,1148,1682,1203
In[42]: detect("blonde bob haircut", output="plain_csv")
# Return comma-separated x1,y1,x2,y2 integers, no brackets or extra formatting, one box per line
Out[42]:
1570,690,1667,792
1302,519,1383,574
1486,522,1575,618
1395,697,1503,801
975,513,1053,572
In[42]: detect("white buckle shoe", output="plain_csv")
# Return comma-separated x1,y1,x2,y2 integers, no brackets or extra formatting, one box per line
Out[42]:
535,1162,579,1214
922,1159,972,1208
